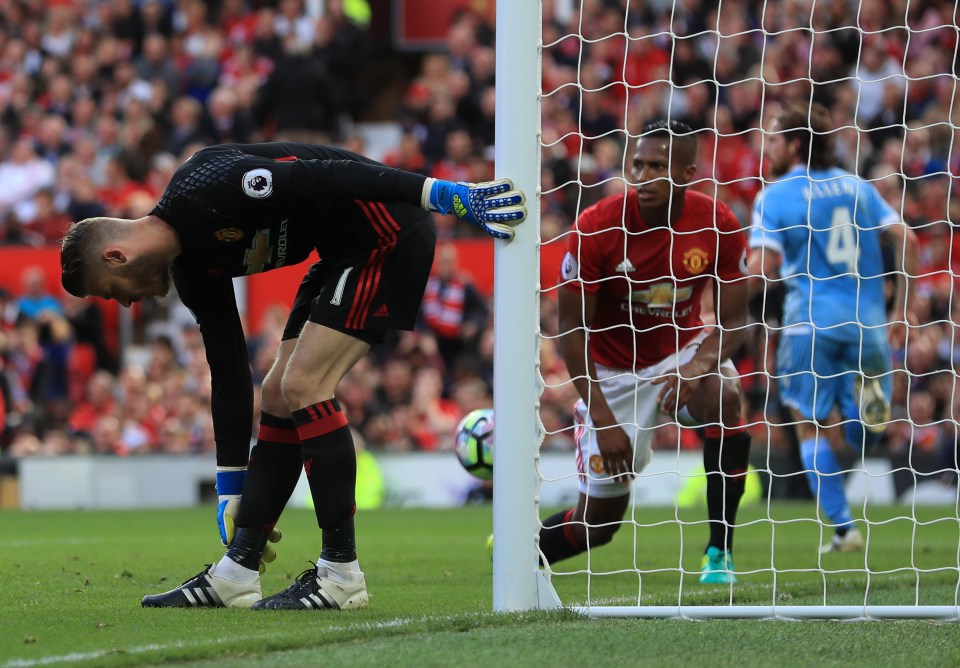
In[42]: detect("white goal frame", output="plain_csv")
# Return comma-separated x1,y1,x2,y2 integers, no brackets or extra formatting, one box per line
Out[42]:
491,0,960,620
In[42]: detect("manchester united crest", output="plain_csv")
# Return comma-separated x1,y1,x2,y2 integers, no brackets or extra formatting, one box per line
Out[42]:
682,247,709,274
589,454,605,474
215,228,244,242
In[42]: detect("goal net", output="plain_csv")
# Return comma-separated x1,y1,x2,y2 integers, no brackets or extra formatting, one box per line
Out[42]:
492,0,960,619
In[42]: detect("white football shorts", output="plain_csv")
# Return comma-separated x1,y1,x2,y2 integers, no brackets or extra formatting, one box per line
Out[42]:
573,331,737,498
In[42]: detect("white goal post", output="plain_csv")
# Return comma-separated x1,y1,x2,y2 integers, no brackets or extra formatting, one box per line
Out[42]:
492,0,960,619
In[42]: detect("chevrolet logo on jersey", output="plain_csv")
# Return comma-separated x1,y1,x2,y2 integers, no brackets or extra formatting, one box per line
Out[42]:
630,282,693,309
243,230,273,274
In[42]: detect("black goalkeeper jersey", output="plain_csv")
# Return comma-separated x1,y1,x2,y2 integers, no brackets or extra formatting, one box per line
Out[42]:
154,142,428,278
150,142,430,462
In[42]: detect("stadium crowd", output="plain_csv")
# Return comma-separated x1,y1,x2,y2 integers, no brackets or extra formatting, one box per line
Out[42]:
0,0,958,496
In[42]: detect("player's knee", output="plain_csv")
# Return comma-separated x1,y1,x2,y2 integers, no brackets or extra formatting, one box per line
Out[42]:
695,378,733,424
279,369,311,411
280,360,342,410
260,373,286,415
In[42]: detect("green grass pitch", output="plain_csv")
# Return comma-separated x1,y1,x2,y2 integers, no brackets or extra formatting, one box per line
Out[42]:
3,504,960,667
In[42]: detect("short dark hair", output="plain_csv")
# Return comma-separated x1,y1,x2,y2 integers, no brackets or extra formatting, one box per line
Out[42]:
60,217,116,297
776,103,836,170
639,119,698,166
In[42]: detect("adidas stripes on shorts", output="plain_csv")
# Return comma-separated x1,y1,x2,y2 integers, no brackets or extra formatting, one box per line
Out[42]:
282,214,437,345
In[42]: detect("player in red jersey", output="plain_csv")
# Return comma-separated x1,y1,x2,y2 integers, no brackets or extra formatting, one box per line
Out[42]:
540,121,751,584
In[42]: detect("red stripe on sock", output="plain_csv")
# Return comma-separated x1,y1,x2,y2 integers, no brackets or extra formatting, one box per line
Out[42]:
705,425,747,439
295,406,349,440
561,508,581,549
258,424,300,444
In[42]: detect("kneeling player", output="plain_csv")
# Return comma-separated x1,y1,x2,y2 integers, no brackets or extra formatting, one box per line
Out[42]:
538,122,752,584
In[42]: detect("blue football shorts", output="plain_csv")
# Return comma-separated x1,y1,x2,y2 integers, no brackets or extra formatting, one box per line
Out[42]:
776,327,892,426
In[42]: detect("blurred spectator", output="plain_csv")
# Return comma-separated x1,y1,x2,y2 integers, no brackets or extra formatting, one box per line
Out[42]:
13,267,63,322
61,292,116,382
407,366,459,450
420,243,488,376
852,38,906,127
202,87,255,145
164,96,209,157
134,33,183,99
89,414,123,455
255,32,339,142
25,188,70,245
383,132,427,174
430,127,475,183
67,370,117,442
0,137,56,219
0,211,44,247
314,0,372,119
97,154,153,218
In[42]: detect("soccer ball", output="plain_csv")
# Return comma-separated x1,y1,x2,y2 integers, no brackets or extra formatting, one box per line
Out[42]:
454,408,494,480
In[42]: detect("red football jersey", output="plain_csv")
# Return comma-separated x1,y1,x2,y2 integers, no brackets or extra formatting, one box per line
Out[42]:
560,188,747,370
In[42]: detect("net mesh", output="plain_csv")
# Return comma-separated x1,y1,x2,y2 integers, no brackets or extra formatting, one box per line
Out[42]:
535,0,960,614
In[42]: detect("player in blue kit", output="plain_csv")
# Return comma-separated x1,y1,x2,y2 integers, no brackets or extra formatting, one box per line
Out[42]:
748,104,918,552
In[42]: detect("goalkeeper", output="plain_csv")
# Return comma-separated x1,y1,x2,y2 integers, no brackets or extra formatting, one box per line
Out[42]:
59,141,525,609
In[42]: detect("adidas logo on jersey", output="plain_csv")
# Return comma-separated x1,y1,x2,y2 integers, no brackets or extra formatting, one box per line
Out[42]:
372,304,389,317
615,258,636,273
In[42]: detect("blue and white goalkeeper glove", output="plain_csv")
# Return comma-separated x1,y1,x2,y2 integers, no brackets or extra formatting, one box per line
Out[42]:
424,178,526,240
216,468,281,574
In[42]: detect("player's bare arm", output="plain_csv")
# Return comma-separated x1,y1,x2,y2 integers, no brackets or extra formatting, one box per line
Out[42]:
652,276,749,414
557,287,633,477
880,221,919,348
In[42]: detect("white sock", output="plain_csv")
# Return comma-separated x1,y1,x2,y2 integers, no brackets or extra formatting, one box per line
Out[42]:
317,558,362,584
213,556,259,585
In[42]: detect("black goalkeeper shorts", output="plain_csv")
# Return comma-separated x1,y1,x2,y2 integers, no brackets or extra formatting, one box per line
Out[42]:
282,212,437,345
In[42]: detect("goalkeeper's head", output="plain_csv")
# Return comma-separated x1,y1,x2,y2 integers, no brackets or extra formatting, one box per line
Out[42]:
767,102,837,176
61,216,177,308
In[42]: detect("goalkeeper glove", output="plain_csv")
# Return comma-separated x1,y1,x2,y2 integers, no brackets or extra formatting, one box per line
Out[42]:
424,178,526,240
218,497,282,575
216,467,281,574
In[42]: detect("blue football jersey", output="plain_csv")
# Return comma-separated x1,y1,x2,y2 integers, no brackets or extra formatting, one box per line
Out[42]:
750,166,900,342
